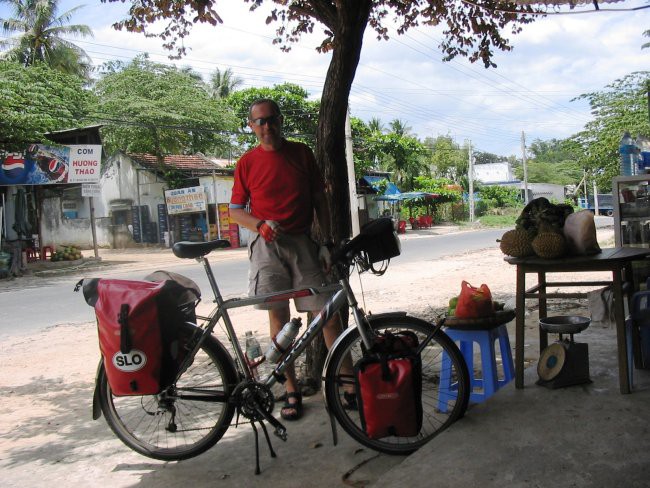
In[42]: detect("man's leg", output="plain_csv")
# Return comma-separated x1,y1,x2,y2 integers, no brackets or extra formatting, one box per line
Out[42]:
321,312,344,348
320,312,355,399
269,306,302,416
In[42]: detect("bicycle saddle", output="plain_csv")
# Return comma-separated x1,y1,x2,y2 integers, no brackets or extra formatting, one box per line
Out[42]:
172,239,231,259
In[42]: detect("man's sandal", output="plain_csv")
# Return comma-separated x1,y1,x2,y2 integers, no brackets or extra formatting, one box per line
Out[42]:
280,392,303,421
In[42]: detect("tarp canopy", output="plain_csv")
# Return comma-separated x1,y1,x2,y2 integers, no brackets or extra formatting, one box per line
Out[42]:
361,176,401,195
374,191,439,202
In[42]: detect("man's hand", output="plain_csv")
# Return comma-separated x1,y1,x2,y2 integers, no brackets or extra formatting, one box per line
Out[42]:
319,243,333,273
257,220,281,242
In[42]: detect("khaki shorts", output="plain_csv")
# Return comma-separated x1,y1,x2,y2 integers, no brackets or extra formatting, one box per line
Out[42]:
248,233,331,312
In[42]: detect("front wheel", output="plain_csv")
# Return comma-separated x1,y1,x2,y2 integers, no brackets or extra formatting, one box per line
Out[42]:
98,323,238,461
324,315,469,455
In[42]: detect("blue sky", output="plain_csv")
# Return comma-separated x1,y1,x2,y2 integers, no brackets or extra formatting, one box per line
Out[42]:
2,1,650,157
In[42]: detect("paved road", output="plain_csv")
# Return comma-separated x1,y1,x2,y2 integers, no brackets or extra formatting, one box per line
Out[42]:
0,228,507,337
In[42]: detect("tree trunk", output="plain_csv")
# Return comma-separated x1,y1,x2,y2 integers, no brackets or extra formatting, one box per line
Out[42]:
305,1,372,387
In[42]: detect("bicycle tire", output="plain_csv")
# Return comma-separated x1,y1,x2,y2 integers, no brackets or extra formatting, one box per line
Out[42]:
98,322,238,461
324,315,470,455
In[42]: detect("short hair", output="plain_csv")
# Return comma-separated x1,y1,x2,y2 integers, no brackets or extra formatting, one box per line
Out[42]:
248,99,281,120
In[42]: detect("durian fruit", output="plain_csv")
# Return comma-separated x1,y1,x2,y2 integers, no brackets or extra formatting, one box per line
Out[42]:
498,229,534,257
532,232,566,259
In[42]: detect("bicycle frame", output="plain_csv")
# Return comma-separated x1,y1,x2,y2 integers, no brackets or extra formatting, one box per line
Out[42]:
184,254,376,389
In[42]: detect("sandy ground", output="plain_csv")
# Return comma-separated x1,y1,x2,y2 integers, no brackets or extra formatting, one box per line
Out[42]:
0,226,617,487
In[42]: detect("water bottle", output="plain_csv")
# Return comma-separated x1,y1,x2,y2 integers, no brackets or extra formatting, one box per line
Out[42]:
265,318,302,363
244,331,263,379
619,132,639,176
636,135,650,174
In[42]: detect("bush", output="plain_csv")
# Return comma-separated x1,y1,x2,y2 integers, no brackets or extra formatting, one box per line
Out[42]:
478,185,521,208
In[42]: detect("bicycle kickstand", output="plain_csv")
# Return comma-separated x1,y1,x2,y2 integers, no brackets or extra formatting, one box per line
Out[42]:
250,420,277,475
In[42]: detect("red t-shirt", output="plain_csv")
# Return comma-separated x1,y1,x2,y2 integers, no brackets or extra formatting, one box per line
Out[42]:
230,140,325,234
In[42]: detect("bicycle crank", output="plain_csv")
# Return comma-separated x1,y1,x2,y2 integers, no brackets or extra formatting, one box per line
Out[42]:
235,382,287,441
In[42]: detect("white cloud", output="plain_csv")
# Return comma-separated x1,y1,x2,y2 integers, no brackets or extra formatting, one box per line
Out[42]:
2,0,648,157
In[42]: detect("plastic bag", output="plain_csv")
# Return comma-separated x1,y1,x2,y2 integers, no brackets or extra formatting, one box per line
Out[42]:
454,281,493,319
563,210,601,256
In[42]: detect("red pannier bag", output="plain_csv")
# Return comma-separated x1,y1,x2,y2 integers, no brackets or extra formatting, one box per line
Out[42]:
355,331,423,439
85,278,196,396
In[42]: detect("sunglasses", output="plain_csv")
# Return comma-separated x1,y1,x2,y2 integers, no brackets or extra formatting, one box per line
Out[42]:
250,115,281,127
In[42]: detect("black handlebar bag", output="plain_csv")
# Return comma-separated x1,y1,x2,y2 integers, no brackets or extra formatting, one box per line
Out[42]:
82,278,198,396
354,331,423,439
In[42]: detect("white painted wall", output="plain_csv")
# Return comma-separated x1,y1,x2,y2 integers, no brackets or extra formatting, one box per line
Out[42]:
474,163,514,183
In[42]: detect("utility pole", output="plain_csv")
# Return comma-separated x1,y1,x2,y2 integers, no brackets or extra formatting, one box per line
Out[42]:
346,111,360,237
468,140,475,222
521,131,529,204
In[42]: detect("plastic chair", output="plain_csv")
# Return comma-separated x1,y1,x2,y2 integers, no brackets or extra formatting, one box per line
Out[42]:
397,220,407,234
41,246,54,260
408,217,418,230
625,287,650,387
438,323,514,411
24,248,39,262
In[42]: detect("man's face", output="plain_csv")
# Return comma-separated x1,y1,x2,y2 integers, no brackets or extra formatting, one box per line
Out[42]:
248,102,283,148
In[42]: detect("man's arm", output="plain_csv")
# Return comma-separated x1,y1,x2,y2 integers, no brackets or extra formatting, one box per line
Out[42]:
229,207,262,233
230,207,282,242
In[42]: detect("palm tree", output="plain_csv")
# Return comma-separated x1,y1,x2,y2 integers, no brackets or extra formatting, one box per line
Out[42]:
368,117,384,133
208,67,243,99
389,118,412,137
0,0,93,79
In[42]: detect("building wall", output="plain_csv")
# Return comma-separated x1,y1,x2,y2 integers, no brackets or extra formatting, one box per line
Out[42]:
40,196,113,248
34,154,239,250
474,163,514,183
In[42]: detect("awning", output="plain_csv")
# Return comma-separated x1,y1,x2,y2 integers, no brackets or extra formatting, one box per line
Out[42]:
360,176,401,195
373,191,439,202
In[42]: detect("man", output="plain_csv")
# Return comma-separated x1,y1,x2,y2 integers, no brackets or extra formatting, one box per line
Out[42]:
229,98,343,421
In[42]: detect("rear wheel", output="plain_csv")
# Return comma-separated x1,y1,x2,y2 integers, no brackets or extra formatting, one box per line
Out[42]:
98,323,238,461
324,315,469,455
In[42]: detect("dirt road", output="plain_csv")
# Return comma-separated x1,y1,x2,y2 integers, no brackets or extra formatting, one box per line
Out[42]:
0,227,617,487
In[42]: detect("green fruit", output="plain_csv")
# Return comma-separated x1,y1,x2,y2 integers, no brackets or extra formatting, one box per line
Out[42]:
448,296,459,308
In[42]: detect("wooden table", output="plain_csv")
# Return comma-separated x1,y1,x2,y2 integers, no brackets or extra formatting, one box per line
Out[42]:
505,247,650,394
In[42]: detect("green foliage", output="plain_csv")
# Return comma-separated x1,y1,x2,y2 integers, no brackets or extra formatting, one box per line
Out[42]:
93,56,238,157
413,176,462,203
208,67,243,99
479,185,521,208
350,116,376,175
0,61,93,150
570,71,650,189
376,132,427,190
476,209,519,228
161,167,186,190
0,0,93,80
226,83,319,150
424,135,468,181
473,151,503,165
512,138,583,185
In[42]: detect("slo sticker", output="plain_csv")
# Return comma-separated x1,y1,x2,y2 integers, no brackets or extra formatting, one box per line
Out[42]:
112,350,147,372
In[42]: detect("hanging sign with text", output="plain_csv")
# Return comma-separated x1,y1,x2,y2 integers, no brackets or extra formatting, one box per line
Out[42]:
0,144,102,185
165,186,207,215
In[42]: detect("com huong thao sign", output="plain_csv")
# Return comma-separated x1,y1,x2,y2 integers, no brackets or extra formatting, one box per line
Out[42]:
0,144,102,185
165,186,207,215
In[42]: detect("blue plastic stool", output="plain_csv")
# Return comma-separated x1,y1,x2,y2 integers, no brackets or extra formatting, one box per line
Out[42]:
438,323,514,411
